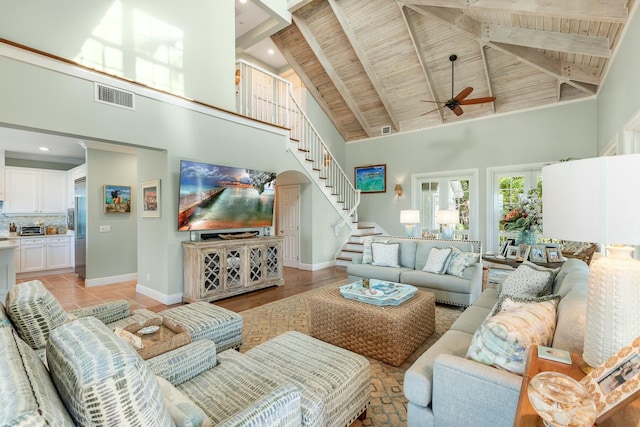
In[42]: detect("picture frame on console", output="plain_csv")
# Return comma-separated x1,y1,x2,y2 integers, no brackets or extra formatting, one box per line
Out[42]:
516,244,531,261
530,245,548,263
140,179,160,218
506,245,519,259
546,247,563,262
354,164,386,193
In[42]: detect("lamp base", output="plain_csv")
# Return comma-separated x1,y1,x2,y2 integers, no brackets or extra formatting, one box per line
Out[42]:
579,361,594,375
441,225,454,240
403,224,418,238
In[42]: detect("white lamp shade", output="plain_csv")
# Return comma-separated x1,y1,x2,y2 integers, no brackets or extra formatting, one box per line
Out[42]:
400,209,420,224
436,209,459,225
542,154,640,245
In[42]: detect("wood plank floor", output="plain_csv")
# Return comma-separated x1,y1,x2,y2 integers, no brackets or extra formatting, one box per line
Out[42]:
18,266,348,313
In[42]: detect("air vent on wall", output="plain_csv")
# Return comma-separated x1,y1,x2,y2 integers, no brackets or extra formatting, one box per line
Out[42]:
381,125,391,136
94,83,135,110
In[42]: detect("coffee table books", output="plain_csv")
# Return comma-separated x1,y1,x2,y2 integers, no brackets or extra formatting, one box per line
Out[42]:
340,280,417,306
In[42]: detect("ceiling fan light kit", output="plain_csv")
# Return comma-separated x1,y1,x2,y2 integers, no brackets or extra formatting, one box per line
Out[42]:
421,54,496,117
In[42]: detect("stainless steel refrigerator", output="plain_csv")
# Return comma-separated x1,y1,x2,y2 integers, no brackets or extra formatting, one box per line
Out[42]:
74,177,86,279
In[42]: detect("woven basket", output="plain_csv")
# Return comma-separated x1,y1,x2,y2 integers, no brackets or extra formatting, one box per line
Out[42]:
562,243,597,265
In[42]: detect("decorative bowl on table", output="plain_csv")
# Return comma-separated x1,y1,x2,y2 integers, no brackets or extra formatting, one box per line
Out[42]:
527,371,596,427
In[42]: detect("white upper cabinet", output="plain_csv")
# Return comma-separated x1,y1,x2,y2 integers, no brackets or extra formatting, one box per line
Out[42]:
5,167,68,213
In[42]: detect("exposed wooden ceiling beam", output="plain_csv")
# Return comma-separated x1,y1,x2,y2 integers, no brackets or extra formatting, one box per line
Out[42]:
408,5,598,94
399,4,445,123
402,0,628,23
292,15,374,138
271,33,352,141
479,44,495,113
328,0,399,131
483,24,611,58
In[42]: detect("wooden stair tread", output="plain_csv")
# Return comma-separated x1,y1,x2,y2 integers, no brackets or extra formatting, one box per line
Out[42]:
336,256,353,261
342,248,362,254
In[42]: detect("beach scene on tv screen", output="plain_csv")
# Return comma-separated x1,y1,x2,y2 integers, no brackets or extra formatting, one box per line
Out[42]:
178,160,276,231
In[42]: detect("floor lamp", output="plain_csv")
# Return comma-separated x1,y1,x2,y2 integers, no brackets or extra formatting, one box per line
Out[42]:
400,210,420,237
542,154,640,369
436,210,459,240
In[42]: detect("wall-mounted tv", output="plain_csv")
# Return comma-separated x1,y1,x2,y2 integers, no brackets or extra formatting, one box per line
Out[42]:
178,160,277,231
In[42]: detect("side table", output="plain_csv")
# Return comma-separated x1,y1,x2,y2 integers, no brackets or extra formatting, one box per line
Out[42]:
514,345,640,427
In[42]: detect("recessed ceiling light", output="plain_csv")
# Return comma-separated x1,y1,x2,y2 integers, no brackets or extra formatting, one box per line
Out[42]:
239,0,247,3
268,49,274,55
39,147,50,151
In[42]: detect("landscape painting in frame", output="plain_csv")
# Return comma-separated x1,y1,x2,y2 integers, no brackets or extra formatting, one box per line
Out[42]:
354,164,386,193
178,160,276,231
104,185,131,213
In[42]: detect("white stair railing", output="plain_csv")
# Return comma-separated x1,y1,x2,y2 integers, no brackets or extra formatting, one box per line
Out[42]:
236,60,360,234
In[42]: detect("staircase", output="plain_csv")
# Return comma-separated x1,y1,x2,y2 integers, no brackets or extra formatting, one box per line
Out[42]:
335,223,385,267
236,60,360,238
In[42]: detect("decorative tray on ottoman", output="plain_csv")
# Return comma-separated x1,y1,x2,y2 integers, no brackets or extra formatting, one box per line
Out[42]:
340,280,417,306
121,317,192,360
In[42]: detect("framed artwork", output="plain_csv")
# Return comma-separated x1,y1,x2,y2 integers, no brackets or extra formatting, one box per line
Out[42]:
501,238,516,257
140,180,160,218
581,336,640,422
516,244,531,261
530,245,548,263
354,164,386,193
506,245,519,259
104,185,131,213
546,247,563,262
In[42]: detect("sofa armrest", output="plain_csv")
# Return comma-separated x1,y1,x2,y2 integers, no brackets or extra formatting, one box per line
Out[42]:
70,300,130,324
351,253,363,264
216,384,302,427
147,339,217,386
432,354,522,427
468,262,483,304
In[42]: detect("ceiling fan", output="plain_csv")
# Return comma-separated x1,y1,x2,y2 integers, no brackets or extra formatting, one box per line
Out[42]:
421,54,496,117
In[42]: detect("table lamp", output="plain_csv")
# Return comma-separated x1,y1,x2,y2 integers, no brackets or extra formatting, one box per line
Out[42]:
400,209,420,237
542,154,640,369
436,209,459,240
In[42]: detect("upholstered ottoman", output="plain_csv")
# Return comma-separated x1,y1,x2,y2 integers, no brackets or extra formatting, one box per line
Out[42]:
161,302,243,352
246,331,370,427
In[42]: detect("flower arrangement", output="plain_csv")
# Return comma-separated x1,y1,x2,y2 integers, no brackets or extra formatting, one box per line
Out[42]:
502,189,542,232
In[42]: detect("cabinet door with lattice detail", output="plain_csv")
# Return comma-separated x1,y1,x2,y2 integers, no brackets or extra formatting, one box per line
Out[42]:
265,241,282,279
246,244,265,287
200,249,224,298
223,246,245,290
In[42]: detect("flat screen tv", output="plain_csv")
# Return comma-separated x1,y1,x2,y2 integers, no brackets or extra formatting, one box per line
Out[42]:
178,160,276,231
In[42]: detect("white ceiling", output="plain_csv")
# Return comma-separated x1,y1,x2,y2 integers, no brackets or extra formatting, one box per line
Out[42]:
0,127,85,166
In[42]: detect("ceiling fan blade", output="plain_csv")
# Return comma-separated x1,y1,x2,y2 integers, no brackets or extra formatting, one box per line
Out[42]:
421,105,446,116
452,106,464,116
420,99,446,104
459,96,496,106
454,87,473,101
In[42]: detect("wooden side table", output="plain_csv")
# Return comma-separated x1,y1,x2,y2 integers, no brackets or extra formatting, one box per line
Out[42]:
514,346,640,427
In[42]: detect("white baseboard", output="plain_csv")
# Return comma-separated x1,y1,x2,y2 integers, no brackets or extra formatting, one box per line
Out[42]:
85,273,137,287
298,260,336,271
136,283,183,306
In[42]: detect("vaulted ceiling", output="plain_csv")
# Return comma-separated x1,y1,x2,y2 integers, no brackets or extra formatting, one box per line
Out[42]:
271,0,635,142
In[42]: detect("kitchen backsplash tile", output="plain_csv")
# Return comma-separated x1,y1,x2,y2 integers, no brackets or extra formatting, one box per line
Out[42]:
0,215,67,233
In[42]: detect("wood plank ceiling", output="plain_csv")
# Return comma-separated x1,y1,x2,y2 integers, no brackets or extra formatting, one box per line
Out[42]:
271,0,635,142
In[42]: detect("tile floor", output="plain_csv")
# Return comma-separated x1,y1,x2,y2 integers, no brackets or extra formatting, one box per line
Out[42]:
17,273,171,313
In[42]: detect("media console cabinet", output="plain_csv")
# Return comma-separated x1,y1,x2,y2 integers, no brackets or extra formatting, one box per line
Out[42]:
182,236,284,303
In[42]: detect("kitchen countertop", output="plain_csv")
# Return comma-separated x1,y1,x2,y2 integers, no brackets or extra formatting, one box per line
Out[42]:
7,232,74,239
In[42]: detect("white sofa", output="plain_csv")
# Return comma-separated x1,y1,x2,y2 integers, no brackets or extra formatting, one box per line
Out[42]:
347,237,483,307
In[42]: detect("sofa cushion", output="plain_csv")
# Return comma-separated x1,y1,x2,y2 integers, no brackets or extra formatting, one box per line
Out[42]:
446,246,480,278
449,305,492,335
466,294,559,375
156,375,212,427
401,269,475,294
552,287,588,354
499,261,556,297
5,280,71,351
362,237,375,264
473,288,499,310
422,247,452,274
0,327,75,426
47,317,173,426
371,242,400,267
552,259,590,297
347,263,410,282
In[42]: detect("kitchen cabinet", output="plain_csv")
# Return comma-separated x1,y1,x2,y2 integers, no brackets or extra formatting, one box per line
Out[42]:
20,238,46,273
19,236,72,273
5,167,67,213
46,236,72,269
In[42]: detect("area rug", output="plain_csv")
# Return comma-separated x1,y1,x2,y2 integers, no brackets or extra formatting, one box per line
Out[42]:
238,282,464,426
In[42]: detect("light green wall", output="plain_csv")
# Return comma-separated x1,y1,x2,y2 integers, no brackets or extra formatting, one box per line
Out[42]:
597,4,640,152
305,90,347,169
86,149,137,279
346,101,598,244
0,0,235,110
